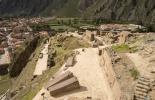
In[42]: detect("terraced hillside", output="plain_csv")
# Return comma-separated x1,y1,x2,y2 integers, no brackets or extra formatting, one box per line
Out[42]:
0,0,155,24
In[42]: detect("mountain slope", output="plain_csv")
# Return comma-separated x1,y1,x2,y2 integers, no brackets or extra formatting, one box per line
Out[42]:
0,0,155,25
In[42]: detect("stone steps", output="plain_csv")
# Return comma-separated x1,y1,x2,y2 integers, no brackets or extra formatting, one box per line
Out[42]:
134,94,146,100
136,84,150,90
135,91,147,96
137,80,150,86
138,77,150,83
134,76,151,100
135,87,148,93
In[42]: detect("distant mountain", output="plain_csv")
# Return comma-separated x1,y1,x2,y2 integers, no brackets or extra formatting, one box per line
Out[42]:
0,0,155,25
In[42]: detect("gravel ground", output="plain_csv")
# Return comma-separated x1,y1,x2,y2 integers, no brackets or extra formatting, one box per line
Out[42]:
126,53,154,78
33,48,114,100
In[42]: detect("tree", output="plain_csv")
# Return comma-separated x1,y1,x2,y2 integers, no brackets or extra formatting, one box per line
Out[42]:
92,18,96,24
68,20,71,25
137,26,142,33
95,18,100,25
57,21,60,24
146,25,153,32
0,17,3,21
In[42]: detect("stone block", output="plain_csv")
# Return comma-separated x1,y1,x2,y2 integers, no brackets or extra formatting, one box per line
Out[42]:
49,77,80,96
45,71,74,90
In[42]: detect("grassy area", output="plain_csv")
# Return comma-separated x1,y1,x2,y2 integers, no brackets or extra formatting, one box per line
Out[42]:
0,75,12,95
55,18,97,27
0,80,12,95
30,18,97,32
112,44,129,53
50,35,89,65
130,69,139,79
79,23,95,26
112,44,138,53
57,18,77,22
50,25,76,31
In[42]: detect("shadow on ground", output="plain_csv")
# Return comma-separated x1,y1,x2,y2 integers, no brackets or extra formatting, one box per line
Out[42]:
54,86,88,98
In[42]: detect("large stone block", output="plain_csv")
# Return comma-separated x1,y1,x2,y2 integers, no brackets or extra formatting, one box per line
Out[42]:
65,57,74,67
49,77,80,96
45,71,74,90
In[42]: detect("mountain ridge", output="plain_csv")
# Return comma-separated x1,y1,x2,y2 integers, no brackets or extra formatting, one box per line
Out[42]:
0,0,155,25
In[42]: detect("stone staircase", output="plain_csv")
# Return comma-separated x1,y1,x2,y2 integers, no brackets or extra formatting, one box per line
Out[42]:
134,76,151,100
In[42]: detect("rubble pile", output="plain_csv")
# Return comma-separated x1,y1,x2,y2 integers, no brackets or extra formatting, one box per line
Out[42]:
105,48,121,65
138,45,155,57
56,34,67,42
147,64,155,73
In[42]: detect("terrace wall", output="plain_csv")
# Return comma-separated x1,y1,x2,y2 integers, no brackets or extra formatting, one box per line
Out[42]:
101,50,122,100
85,30,95,41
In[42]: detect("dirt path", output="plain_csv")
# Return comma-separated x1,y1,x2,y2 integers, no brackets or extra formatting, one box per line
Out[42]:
33,48,114,100
33,44,48,76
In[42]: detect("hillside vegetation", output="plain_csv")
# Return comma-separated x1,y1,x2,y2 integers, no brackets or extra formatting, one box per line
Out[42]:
0,0,155,25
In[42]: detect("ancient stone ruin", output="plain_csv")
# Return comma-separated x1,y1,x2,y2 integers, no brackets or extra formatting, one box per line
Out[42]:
100,48,122,100
65,56,75,67
85,30,95,41
45,71,80,96
134,76,151,100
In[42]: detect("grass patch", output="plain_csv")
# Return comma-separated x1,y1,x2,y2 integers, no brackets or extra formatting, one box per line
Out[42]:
50,35,89,65
57,18,77,22
112,44,138,53
112,44,129,53
0,75,12,95
130,69,139,79
50,25,76,31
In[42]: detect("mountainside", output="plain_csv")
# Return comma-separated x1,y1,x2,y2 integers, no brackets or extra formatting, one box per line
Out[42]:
0,0,155,25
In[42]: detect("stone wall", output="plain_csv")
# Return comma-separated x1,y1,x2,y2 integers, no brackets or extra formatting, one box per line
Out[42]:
101,49,122,100
85,30,95,41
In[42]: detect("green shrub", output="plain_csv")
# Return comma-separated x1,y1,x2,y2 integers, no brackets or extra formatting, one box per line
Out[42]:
130,69,139,79
112,44,129,53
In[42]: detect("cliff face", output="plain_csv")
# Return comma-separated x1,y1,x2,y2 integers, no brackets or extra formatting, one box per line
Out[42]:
9,37,40,77
0,0,155,24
